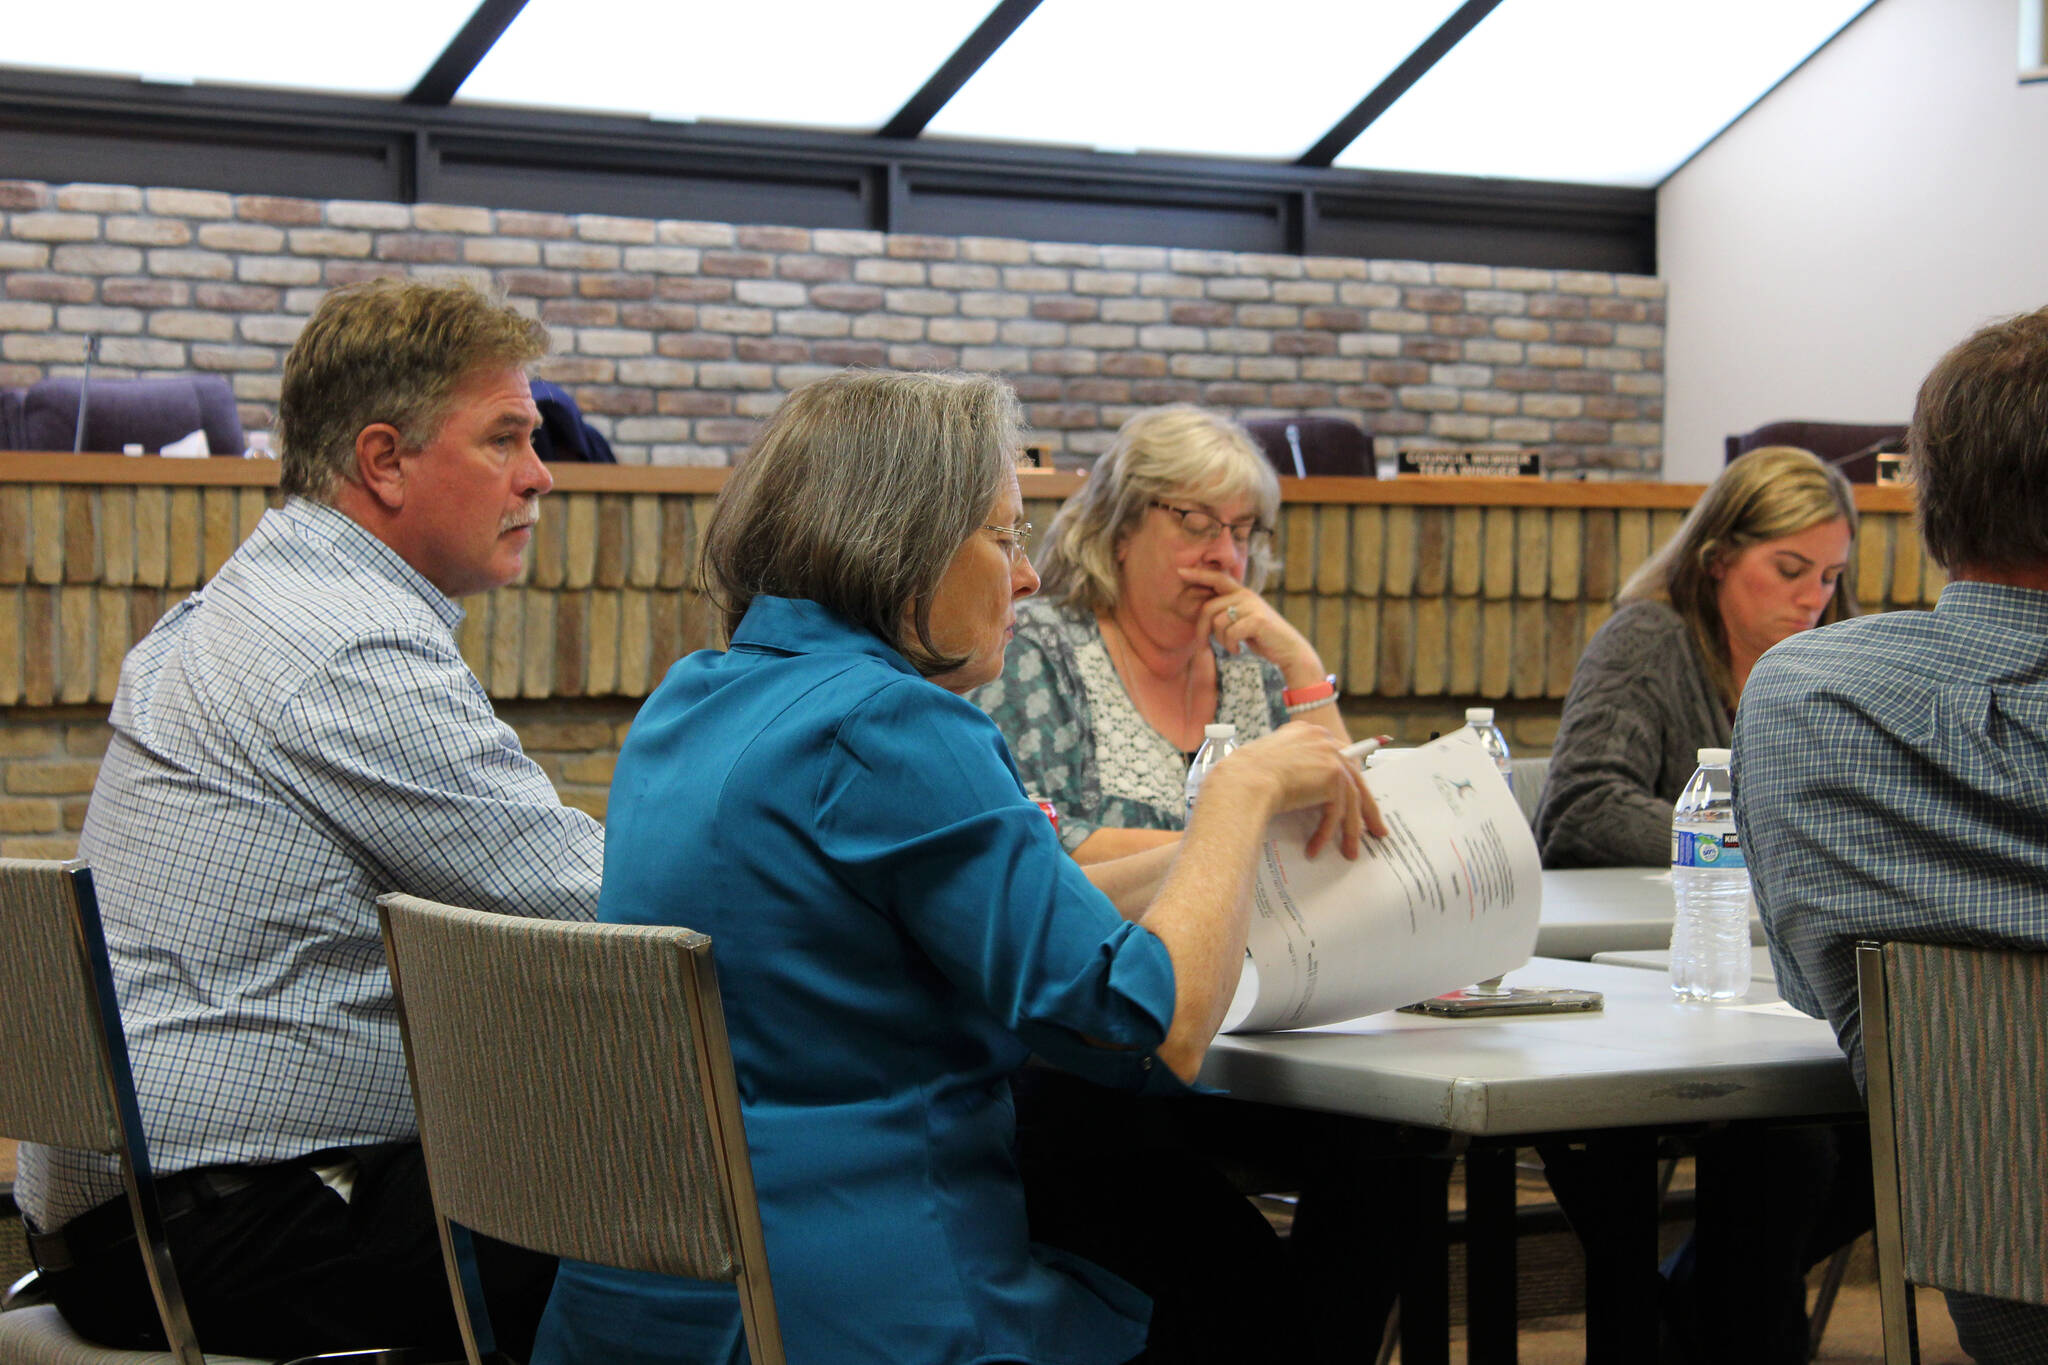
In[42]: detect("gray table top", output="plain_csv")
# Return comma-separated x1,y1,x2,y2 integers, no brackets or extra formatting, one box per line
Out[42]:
1591,947,1781,1002
1198,957,1858,1137
1534,865,1766,960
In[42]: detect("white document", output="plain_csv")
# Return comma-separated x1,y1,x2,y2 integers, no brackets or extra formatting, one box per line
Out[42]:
159,428,211,457
1221,729,1543,1033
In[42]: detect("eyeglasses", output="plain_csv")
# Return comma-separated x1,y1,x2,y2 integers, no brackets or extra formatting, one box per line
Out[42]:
984,521,1034,562
1149,501,1272,550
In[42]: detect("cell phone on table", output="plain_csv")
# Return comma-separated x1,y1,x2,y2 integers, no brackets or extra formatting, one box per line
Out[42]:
1399,985,1604,1017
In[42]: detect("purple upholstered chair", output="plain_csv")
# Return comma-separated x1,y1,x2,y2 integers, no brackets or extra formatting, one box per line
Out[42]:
1723,420,1907,485
18,375,244,456
1240,417,1376,479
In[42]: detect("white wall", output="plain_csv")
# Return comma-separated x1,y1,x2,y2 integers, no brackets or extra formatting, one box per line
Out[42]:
1659,0,2048,480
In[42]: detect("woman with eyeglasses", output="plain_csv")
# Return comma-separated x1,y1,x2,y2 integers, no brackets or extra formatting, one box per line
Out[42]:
976,405,1347,868
976,405,1408,1365
530,372,1376,1365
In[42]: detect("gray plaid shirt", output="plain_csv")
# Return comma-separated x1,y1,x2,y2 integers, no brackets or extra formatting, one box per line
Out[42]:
1737,579,2048,1365
18,498,603,1229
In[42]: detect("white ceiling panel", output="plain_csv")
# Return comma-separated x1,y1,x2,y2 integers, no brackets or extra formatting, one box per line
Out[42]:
924,0,1467,159
457,0,996,128
1333,0,1873,187
0,0,476,95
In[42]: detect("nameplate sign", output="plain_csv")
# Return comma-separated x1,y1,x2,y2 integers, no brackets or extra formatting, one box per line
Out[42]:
1396,449,1543,478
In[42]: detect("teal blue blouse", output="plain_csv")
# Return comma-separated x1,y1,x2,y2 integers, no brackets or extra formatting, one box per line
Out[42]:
531,596,1182,1365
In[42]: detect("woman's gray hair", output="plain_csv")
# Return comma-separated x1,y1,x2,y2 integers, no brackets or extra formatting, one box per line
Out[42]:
703,368,1022,675
1036,404,1280,614
1618,444,1859,710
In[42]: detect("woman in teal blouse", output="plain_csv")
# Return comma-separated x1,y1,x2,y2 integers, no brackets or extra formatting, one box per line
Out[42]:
529,369,1377,1365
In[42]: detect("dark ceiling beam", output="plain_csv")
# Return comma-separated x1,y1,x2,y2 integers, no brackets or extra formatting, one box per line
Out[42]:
878,0,1041,140
1297,0,1504,167
406,0,529,106
0,67,1655,272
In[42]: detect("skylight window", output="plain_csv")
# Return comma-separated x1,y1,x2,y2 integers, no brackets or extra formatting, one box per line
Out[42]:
0,0,476,95
1333,0,1874,187
456,0,993,128
924,0,1467,159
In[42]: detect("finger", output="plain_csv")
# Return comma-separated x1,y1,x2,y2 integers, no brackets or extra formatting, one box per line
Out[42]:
1357,773,1388,840
1340,773,1367,858
1178,565,1240,588
1305,798,1338,859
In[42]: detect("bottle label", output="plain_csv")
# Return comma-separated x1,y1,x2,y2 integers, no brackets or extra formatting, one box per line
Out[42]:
1672,829,1744,869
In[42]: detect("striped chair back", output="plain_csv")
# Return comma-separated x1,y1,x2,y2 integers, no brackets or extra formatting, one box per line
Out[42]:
1859,940,2048,1364
0,858,219,1365
377,894,783,1365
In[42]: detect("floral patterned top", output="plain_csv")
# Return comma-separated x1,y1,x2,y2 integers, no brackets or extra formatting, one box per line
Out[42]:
974,598,1289,853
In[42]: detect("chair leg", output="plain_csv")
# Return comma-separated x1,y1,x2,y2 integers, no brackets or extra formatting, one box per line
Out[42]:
1806,1241,1855,1360
1374,1300,1400,1365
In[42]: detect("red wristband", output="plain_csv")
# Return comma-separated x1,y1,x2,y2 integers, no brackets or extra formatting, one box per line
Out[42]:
1281,674,1337,707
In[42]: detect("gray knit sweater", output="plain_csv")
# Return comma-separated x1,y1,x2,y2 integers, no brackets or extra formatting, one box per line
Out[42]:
1535,599,1732,868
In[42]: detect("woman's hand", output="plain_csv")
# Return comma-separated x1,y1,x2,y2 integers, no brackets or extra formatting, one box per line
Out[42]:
1182,566,1326,687
1205,721,1386,858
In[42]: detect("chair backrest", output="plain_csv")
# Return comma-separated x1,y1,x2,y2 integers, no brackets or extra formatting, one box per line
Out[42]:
0,388,24,450
0,860,127,1157
0,858,206,1364
1723,419,1907,484
1240,417,1376,479
18,376,244,457
378,893,783,1365
1508,755,1549,829
1859,940,2048,1358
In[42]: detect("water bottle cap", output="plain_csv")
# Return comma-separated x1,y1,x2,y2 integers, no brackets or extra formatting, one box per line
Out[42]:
1697,747,1732,766
1465,707,1494,724
1204,723,1236,739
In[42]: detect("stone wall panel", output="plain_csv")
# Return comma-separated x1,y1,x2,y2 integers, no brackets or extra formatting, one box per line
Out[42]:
1,179,1664,471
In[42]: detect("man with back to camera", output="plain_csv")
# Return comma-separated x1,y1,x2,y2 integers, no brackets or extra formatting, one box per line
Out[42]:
14,279,604,1359
1735,304,2048,1364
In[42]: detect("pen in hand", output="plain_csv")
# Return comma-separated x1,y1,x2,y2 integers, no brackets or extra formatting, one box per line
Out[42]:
1340,736,1385,765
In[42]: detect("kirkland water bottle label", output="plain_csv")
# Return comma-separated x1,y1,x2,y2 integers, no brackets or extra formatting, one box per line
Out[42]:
1672,829,1746,869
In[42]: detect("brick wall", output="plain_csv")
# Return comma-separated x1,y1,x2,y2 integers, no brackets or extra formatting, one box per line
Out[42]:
0,179,1666,473
2,464,1938,862
0,694,1556,861
0,697,632,859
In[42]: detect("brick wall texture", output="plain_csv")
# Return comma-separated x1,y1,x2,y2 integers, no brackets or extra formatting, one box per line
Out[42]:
1,179,1666,473
0,474,1942,861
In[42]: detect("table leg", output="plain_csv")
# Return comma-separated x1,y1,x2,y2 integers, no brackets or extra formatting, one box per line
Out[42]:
1544,1132,1662,1365
1464,1143,1519,1365
1397,1146,1459,1365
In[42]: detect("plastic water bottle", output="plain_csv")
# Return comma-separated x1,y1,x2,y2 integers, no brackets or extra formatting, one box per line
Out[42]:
1184,723,1239,821
1465,707,1512,785
1668,747,1752,1001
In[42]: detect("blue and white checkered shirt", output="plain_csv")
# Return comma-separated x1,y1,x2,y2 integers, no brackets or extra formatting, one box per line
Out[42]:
1736,581,2048,1088
17,497,604,1229
1736,578,2048,1365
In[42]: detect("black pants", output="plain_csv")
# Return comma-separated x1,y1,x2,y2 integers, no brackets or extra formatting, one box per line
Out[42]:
1015,1068,1432,1365
39,1142,557,1362
1664,1122,1874,1364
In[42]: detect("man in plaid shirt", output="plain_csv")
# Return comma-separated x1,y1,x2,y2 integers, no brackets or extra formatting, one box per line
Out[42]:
1737,304,2048,1365
17,279,604,1359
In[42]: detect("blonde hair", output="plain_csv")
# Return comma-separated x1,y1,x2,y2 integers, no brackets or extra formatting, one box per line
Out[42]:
279,279,548,501
1620,445,1859,709
1036,405,1280,613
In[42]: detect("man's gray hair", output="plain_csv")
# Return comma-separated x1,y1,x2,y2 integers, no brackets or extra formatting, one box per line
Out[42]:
277,278,549,501
703,369,1021,675
1910,305,2048,572
1035,404,1280,614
